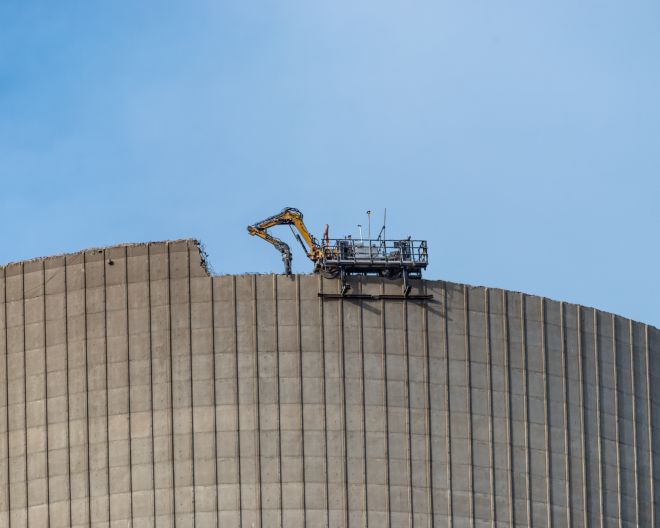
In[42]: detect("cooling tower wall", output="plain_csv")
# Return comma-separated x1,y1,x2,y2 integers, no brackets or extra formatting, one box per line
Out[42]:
0,240,658,527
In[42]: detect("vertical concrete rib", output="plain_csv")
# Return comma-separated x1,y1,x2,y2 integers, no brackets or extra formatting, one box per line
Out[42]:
102,251,111,525
64,258,73,528
381,283,392,527
338,296,349,527
83,253,92,528
541,299,552,527
403,297,414,526
560,303,572,527
612,315,622,528
251,275,263,528
593,309,604,527
186,247,197,527
463,285,475,525
485,289,496,525
42,261,51,528
210,276,219,527
520,294,531,526
318,277,330,528
125,247,135,525
628,320,640,527
147,245,157,526
359,288,369,525
167,243,177,527
21,264,29,528
5,268,16,525
273,276,283,527
296,276,307,526
422,286,433,527
644,325,655,528
577,306,588,527
232,276,243,528
502,291,514,527
62,257,73,526
442,284,453,527
2,268,9,528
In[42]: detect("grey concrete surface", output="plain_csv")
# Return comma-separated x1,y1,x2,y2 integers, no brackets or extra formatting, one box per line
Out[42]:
0,239,658,526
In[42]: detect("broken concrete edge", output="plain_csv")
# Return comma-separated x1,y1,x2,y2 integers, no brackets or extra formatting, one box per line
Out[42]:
0,239,656,332
0,239,211,276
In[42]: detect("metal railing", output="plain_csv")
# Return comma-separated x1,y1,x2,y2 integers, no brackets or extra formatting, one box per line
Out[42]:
321,238,428,268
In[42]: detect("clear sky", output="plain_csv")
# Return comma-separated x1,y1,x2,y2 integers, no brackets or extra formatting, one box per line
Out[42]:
1,2,658,326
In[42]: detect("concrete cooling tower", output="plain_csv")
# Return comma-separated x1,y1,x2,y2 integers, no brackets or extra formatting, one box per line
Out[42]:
0,239,658,527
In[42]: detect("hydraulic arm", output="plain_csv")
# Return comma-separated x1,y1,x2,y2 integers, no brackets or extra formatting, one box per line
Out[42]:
246,225,293,274
247,207,323,274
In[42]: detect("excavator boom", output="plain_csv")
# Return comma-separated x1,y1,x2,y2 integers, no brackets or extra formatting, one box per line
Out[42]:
247,207,323,275
249,208,323,260
246,225,293,275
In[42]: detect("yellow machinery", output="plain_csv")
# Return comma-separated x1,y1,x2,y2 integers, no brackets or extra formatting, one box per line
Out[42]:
247,207,428,294
247,207,323,275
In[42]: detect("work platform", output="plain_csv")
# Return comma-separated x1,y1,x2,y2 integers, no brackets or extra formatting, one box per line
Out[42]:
318,237,428,294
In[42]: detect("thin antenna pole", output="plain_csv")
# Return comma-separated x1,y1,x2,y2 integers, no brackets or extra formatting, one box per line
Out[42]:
367,210,372,240
383,208,387,241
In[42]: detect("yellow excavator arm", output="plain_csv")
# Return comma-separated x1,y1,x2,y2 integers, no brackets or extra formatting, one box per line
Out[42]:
247,207,324,274
246,225,293,274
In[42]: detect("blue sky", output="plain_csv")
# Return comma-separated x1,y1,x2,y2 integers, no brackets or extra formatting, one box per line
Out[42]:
0,1,658,326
